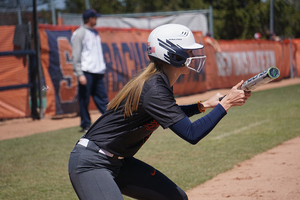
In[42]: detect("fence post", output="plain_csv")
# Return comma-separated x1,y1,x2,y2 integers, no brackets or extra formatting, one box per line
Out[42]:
29,54,39,119
51,0,56,25
290,39,294,78
33,0,43,119
209,5,214,38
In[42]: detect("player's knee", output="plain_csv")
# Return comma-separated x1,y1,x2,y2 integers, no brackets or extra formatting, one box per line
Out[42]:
172,185,188,200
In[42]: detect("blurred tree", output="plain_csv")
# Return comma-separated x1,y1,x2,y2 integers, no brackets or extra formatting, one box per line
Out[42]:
205,0,300,40
64,0,85,13
241,1,263,39
62,0,300,39
272,0,300,38
64,0,123,14
91,0,123,14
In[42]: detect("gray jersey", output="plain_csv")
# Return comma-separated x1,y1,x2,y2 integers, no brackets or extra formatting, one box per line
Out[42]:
71,25,106,77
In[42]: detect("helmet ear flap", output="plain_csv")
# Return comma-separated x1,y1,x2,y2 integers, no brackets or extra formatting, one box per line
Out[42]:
168,52,188,68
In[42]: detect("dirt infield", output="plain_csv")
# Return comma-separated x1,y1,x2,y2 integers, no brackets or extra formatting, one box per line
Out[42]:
186,135,300,200
1,77,300,199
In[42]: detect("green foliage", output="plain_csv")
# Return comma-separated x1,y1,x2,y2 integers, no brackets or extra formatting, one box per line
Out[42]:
63,0,300,39
64,0,210,14
65,0,86,13
210,0,299,39
272,0,300,38
1,84,300,200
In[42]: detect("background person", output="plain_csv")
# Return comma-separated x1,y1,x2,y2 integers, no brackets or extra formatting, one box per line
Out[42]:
254,32,261,40
71,9,108,133
270,32,280,41
204,31,222,52
68,24,251,200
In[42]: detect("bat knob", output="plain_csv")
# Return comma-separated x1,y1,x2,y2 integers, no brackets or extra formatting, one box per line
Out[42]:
219,95,226,101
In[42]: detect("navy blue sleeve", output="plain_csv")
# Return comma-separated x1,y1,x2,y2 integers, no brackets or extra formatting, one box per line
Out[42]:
179,104,200,117
169,104,227,144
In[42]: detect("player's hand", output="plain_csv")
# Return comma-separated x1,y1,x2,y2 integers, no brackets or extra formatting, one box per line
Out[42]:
244,91,251,98
220,80,251,111
202,92,224,110
78,75,87,85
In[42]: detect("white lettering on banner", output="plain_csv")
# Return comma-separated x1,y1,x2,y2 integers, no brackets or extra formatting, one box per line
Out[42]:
233,52,248,76
216,52,232,76
248,51,256,74
216,50,276,76
256,51,265,72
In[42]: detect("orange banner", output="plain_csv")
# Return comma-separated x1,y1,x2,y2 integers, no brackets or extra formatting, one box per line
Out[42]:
38,25,205,116
0,26,30,119
1,24,298,119
292,39,300,77
204,39,291,90
39,25,299,116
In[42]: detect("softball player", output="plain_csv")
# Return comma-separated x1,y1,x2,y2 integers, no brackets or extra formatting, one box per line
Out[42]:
68,24,251,200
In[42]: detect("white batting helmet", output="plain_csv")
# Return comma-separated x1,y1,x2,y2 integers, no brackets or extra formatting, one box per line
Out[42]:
147,24,206,73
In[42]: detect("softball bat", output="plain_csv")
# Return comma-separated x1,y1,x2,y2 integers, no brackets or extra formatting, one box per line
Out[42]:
219,66,280,101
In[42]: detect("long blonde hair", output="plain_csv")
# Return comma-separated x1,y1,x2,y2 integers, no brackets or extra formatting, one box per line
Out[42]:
107,62,164,117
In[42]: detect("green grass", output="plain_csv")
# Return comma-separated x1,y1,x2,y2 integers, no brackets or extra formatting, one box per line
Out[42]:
1,84,300,200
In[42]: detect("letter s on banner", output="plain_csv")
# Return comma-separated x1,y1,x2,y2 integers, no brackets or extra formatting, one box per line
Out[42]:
57,37,78,103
